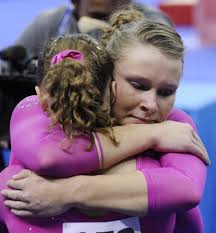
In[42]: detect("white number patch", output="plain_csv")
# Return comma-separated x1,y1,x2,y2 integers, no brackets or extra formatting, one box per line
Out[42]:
63,217,141,233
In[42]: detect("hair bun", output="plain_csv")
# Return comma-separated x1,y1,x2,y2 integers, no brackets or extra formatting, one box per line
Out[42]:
110,7,144,29
101,7,144,46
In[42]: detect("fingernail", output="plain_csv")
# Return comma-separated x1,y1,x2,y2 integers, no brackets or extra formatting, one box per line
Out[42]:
1,190,6,195
6,181,11,186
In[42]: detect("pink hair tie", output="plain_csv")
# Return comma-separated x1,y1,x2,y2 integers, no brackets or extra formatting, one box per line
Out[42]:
50,49,84,66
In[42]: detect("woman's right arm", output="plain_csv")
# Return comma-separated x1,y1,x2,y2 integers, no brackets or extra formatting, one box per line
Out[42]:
10,96,158,177
10,96,209,177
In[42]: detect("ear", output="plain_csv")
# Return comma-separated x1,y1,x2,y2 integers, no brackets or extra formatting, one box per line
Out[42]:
35,86,48,111
110,80,116,105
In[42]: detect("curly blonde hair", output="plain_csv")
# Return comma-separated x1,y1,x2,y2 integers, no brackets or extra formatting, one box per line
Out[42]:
37,34,116,148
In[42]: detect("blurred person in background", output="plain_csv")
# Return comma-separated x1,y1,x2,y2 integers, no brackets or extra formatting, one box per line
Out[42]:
15,0,174,58
16,0,130,57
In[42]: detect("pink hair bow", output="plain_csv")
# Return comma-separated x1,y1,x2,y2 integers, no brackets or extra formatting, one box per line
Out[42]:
50,49,84,66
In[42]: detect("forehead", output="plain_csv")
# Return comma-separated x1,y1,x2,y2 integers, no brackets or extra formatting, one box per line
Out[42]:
115,43,182,85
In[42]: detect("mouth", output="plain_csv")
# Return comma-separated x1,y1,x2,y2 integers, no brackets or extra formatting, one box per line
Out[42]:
131,116,158,124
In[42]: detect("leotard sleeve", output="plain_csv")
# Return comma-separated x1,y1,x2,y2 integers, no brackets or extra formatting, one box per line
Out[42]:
140,109,206,214
10,96,101,178
174,206,203,233
0,165,24,222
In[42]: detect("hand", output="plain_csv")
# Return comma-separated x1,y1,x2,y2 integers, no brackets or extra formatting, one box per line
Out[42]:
1,170,71,217
152,121,210,165
78,16,110,33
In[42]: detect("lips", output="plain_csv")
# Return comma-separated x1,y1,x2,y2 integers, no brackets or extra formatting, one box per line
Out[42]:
132,116,157,123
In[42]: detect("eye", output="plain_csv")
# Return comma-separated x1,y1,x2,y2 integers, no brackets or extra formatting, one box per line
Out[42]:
129,81,150,91
158,89,175,97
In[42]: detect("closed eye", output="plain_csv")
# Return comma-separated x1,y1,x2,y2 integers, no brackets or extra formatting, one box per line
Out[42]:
129,81,150,91
157,89,176,97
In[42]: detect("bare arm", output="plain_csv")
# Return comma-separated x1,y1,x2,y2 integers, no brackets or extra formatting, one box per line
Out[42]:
1,170,147,217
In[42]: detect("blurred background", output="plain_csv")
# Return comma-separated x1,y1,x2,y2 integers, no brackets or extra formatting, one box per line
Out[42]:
0,0,215,232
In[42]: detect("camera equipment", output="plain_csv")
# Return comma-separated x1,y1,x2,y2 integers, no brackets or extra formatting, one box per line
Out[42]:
0,45,38,76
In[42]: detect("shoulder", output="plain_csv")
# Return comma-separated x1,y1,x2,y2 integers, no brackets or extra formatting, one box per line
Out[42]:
16,5,71,55
14,95,40,110
37,5,68,22
168,108,196,130
10,95,42,122
19,5,68,33
30,5,69,33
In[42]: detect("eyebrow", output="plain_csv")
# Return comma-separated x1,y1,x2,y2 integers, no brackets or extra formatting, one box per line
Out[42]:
125,76,151,85
159,83,178,90
126,75,178,89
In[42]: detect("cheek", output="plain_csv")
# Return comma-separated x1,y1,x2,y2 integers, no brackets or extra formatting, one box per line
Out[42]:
112,82,139,116
158,97,175,121
118,84,139,108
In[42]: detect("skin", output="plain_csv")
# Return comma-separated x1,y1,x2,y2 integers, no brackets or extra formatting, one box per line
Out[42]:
1,42,208,217
112,43,182,125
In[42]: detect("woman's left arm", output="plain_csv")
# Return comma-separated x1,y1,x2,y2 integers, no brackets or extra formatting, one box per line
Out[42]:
74,109,207,215
142,109,206,214
164,109,205,233
174,207,204,233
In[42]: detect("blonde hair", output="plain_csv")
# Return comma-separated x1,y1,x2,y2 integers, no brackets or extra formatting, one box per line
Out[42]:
101,6,184,63
37,34,116,147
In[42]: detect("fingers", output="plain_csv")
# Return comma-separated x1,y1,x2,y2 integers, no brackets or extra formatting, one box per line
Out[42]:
7,179,25,190
193,131,209,157
1,189,27,202
192,136,210,166
190,142,208,165
11,209,34,217
188,129,210,165
192,130,209,158
12,169,32,180
4,200,30,210
184,124,210,165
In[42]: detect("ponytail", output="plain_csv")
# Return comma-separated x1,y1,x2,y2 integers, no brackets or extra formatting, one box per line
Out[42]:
41,58,110,146
38,35,118,148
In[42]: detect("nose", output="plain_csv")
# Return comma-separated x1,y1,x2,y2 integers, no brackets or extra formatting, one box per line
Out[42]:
139,90,158,114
